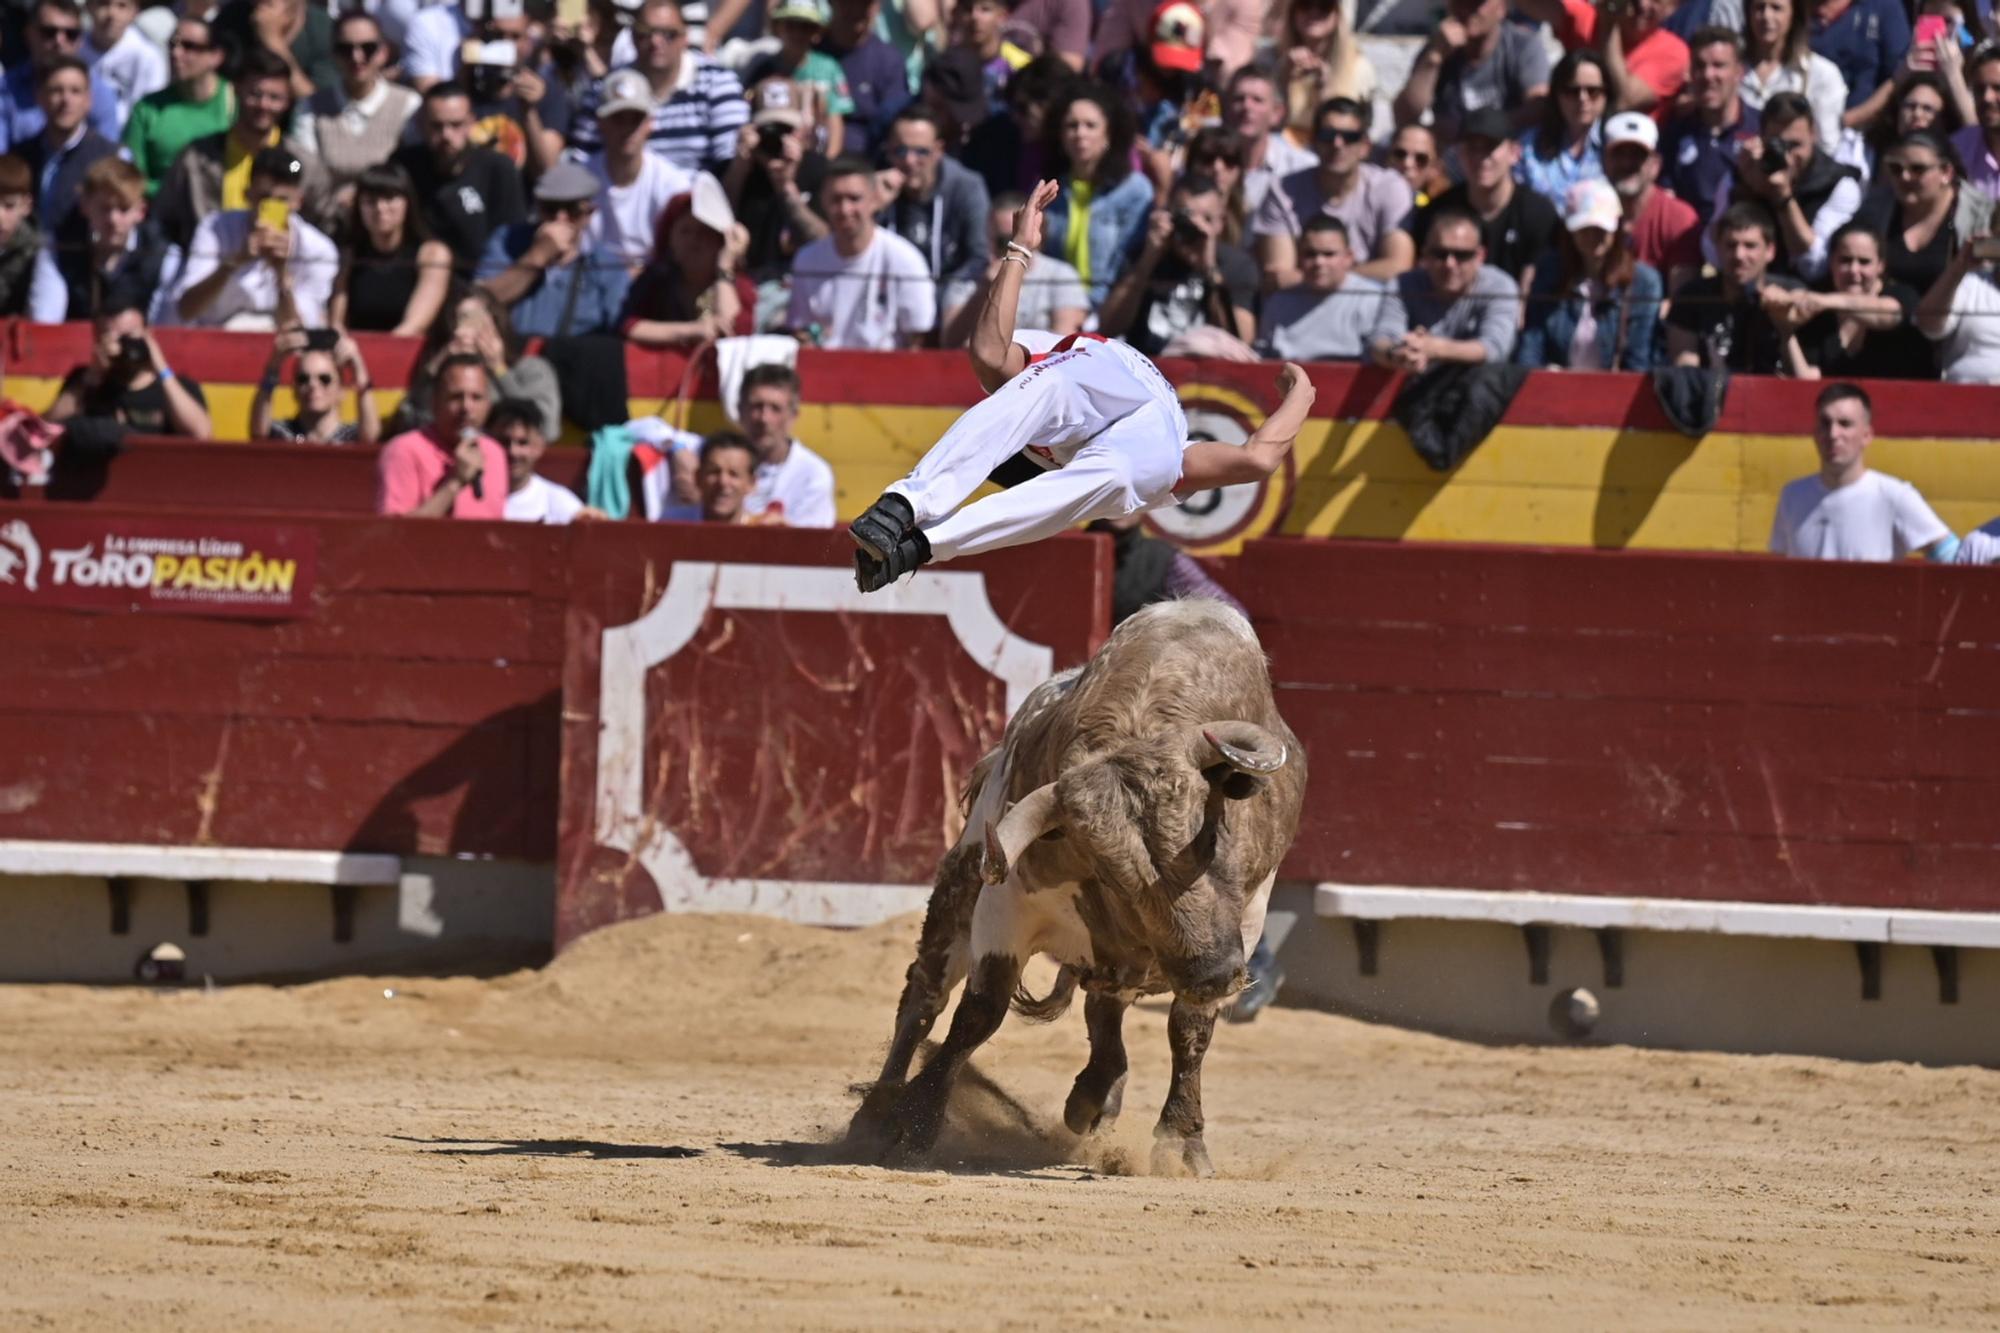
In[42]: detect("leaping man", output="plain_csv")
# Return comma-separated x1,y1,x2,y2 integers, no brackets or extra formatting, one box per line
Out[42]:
848,179,1317,592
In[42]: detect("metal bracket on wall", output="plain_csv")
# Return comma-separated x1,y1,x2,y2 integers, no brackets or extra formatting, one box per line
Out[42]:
186,880,210,937
1351,918,1380,976
1523,924,1552,986
1932,946,1959,1005
1855,941,1883,1001
107,876,132,935
1595,927,1624,989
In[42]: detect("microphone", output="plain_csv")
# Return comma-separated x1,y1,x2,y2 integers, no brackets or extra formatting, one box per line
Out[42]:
461,425,483,500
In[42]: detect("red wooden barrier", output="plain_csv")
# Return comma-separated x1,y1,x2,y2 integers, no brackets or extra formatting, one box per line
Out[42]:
1238,537,2000,912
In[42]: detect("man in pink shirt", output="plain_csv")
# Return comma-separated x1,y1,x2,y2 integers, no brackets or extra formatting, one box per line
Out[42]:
375,354,509,518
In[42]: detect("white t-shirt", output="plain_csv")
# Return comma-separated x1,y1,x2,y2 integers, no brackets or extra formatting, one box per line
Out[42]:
401,3,472,82
1931,270,2000,386
165,211,340,330
587,151,694,269
787,228,936,350
1769,470,1951,561
504,474,586,524
745,439,836,527
83,25,167,125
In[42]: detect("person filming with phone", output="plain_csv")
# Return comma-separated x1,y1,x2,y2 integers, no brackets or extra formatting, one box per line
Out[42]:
249,326,382,444
165,146,341,328
47,299,213,438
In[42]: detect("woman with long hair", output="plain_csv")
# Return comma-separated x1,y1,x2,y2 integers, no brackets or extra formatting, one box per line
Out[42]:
1850,129,1995,295
1739,0,1848,153
1516,179,1661,371
1270,0,1377,149
391,287,562,439
1517,49,1610,206
1865,70,1966,171
1770,223,1937,380
1038,83,1154,306
622,189,754,347
1184,125,1250,244
328,164,452,336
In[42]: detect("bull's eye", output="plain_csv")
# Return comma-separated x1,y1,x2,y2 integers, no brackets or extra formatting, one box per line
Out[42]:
1038,828,1064,841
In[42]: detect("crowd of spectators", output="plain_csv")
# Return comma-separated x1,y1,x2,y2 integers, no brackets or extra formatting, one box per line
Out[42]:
0,0,1994,540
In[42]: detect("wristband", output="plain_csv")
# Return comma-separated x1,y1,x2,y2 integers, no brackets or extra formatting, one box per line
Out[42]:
158,367,176,383
258,374,277,394
1000,252,1030,270
1004,241,1035,264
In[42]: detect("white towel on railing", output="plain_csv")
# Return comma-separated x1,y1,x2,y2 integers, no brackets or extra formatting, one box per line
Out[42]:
715,334,800,424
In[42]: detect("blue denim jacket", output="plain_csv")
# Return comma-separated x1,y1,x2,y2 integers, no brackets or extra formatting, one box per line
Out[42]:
1041,171,1155,307
1516,260,1663,371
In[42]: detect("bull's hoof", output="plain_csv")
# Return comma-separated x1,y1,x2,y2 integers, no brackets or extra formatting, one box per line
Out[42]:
1063,1072,1127,1136
1150,1134,1216,1179
843,1080,906,1160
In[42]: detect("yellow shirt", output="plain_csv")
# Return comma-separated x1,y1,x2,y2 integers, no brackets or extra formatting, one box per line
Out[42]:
220,127,282,211
1064,178,1093,284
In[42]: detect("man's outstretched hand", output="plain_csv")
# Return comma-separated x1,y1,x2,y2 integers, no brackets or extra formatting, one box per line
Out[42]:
1010,179,1062,255
1276,362,1315,407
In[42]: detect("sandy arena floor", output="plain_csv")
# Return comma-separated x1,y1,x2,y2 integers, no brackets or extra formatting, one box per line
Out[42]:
2,910,1996,1330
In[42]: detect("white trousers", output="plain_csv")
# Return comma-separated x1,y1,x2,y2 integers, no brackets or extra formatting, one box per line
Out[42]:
885,345,1188,562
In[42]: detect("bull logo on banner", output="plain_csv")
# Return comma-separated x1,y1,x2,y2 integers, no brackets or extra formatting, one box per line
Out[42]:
0,519,41,592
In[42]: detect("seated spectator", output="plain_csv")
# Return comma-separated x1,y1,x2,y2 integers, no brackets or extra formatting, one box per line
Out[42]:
1383,123,1446,209
1515,50,1609,208
1662,27,1765,227
1411,109,1560,292
917,47,991,155
376,353,508,519
459,9,572,179
1517,179,1662,370
1766,222,1936,379
0,0,121,155
1223,66,1316,221
1255,95,1414,288
20,58,118,238
787,157,936,347
1271,0,1380,146
396,288,561,439
1703,92,1861,283
876,106,991,333
29,157,170,324
1368,208,1521,370
397,0,475,90
623,173,755,346
1255,215,1386,362
1915,225,2000,383
392,82,529,277
1770,382,1951,561
328,164,454,336
1392,0,1550,143
585,70,695,273
723,79,831,301
167,148,341,330
82,0,166,126
736,363,836,525
696,430,761,523
996,0,1089,74
153,48,335,252
1101,173,1260,354
299,13,422,198
818,0,915,157
1518,0,1688,112
1740,0,1847,154
1184,126,1249,245
209,0,337,102
572,0,749,174
477,160,634,339
1848,130,1994,295
942,191,1088,344
1039,83,1155,305
122,17,231,198
492,397,590,524
961,54,1065,200
46,299,212,437
745,0,852,158
1861,71,1965,179
0,156,37,317
950,0,1030,119
1807,0,1910,141
1602,111,1703,292
1956,45,2000,203
1122,7,1215,197
249,328,382,445
1666,201,1806,371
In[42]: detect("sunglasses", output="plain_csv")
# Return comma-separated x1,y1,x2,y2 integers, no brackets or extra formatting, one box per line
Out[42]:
295,372,337,387
1316,126,1366,145
634,24,685,38
1426,246,1479,263
38,21,82,39
1885,160,1939,177
334,40,381,58
539,199,593,216
888,144,936,159
168,35,214,50
1390,147,1431,166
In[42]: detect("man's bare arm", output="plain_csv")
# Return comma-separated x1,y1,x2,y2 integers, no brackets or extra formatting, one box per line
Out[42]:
1175,363,1316,493
969,178,1059,393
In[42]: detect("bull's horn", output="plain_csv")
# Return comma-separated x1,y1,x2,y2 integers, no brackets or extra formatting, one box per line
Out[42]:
1192,722,1288,775
982,783,1061,885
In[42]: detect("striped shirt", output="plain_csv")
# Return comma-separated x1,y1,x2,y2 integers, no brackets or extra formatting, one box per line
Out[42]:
570,53,749,173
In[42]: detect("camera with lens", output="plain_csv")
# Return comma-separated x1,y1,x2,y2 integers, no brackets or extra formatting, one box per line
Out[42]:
463,39,518,101
756,121,790,157
118,335,149,364
1759,137,1789,174
1171,211,1207,248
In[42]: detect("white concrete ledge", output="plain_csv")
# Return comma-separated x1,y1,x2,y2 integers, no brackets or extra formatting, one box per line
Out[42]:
1315,883,2000,950
0,841,402,886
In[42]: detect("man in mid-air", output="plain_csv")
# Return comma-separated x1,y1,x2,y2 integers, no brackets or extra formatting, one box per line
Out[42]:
848,178,1317,592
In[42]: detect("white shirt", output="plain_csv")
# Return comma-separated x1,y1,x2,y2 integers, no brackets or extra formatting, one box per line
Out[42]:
83,24,168,125
1244,133,1316,221
1769,470,1950,561
165,210,340,330
787,228,936,351
1738,53,1848,156
402,3,472,83
1930,269,2000,386
745,439,835,527
505,473,586,524
586,150,693,268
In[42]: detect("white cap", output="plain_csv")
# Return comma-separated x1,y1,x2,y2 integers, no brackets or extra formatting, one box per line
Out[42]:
1563,178,1623,232
598,67,653,118
1604,111,1658,152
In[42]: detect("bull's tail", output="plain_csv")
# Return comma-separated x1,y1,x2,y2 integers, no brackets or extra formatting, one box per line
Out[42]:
1011,965,1078,1023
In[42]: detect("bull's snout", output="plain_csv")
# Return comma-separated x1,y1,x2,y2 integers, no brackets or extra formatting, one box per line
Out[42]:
1166,947,1247,1006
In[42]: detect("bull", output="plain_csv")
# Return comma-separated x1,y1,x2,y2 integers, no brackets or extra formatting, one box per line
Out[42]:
848,598,1305,1176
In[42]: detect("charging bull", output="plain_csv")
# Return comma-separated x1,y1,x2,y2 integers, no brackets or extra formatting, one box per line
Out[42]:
848,598,1305,1175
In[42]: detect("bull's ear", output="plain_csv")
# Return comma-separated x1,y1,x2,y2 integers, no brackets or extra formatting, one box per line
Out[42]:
1202,764,1266,801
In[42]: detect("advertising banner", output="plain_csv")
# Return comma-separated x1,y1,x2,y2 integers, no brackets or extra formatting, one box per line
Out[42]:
0,513,316,618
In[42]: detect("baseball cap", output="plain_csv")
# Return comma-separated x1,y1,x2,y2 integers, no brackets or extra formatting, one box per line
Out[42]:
1459,108,1512,144
1149,0,1205,74
1604,110,1659,152
769,0,829,24
687,170,735,236
534,159,599,203
1563,178,1623,232
598,67,653,118
251,147,304,181
751,78,805,128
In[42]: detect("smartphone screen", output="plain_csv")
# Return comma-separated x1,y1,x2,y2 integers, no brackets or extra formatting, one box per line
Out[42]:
256,196,292,232
556,0,586,24
1912,15,1947,63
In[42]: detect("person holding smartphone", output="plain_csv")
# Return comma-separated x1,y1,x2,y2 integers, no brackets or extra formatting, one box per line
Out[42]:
46,299,212,438
249,326,381,444
166,146,341,328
